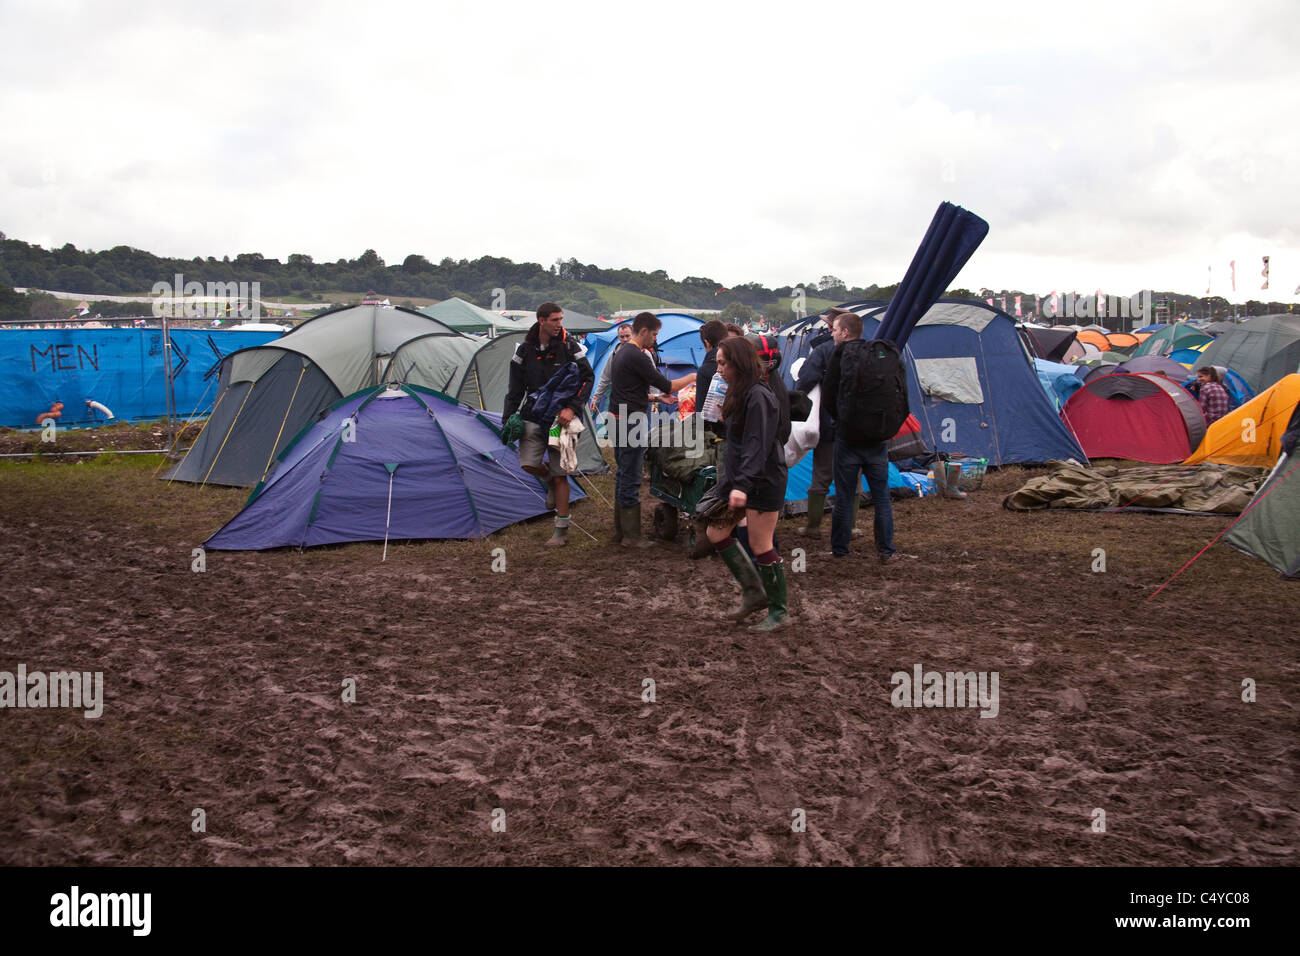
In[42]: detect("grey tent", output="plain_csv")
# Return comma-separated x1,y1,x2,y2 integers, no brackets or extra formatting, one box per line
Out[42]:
1225,401,1300,578
1196,313,1300,393
444,331,609,474
166,305,478,487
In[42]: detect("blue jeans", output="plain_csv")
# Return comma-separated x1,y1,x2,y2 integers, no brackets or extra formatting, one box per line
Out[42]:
613,429,647,507
831,437,894,557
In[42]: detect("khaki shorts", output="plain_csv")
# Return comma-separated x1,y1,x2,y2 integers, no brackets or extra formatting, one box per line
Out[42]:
518,422,570,477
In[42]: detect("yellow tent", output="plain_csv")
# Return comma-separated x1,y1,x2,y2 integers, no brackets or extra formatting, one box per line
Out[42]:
1184,374,1300,466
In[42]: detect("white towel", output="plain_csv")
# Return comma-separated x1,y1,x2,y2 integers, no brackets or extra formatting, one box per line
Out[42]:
784,384,821,465
549,418,586,473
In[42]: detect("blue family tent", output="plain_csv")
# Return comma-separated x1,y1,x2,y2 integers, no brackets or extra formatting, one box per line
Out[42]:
852,300,1086,465
205,384,584,551
862,301,1086,464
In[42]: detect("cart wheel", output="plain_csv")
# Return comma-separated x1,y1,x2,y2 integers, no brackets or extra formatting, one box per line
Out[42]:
654,503,679,541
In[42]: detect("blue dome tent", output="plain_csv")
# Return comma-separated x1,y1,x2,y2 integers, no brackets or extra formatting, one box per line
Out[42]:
205,384,584,550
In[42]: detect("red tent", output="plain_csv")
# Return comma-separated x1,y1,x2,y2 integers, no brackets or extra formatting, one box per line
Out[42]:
1061,373,1207,463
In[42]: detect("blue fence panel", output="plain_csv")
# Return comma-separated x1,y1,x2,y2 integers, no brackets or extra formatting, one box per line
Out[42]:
0,328,282,427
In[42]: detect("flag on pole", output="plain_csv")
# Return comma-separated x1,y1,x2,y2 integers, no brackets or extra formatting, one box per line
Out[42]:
986,297,994,306
1230,260,1236,291
1014,295,1022,316
1261,256,1270,290
1206,266,1211,295
1001,295,1007,312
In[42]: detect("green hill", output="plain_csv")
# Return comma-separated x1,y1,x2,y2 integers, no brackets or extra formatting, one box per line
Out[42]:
579,282,689,314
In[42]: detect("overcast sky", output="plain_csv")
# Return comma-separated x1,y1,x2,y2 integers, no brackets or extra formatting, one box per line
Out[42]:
2,0,1297,300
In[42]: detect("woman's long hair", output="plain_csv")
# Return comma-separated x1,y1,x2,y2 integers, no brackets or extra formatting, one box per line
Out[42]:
719,336,764,423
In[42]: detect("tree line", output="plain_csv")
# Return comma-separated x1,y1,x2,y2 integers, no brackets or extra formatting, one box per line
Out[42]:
1,230,1292,327
0,231,893,319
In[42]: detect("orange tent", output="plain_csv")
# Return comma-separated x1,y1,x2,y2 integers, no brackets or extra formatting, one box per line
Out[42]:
1106,332,1140,350
1184,374,1300,467
1076,329,1110,351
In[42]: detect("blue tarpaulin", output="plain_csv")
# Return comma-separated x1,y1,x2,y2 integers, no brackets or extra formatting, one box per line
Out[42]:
785,448,925,505
0,328,283,427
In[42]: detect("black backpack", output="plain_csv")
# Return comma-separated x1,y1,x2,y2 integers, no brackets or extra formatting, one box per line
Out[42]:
836,339,909,445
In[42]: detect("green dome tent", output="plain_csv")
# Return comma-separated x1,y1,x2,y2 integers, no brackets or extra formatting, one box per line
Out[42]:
418,297,530,336
1132,323,1213,358
166,305,478,487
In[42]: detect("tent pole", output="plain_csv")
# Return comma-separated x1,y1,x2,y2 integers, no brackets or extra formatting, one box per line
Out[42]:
382,468,395,562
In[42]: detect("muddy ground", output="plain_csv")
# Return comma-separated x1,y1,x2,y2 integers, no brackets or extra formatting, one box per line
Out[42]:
0,449,1296,865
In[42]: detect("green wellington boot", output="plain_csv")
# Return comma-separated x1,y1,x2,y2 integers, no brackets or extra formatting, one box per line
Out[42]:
611,503,624,545
718,540,768,620
619,505,656,549
750,560,789,631
797,493,826,536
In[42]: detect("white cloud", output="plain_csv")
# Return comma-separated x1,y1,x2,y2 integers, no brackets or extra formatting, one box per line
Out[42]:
2,0,1298,300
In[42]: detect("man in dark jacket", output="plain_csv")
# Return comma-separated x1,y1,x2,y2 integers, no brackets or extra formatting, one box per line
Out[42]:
793,308,853,536
503,302,594,547
822,310,896,563
607,312,696,546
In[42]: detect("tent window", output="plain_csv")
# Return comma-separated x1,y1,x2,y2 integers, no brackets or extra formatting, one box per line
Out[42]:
914,357,984,404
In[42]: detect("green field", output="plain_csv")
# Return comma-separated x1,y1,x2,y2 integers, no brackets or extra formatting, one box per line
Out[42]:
579,282,689,313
